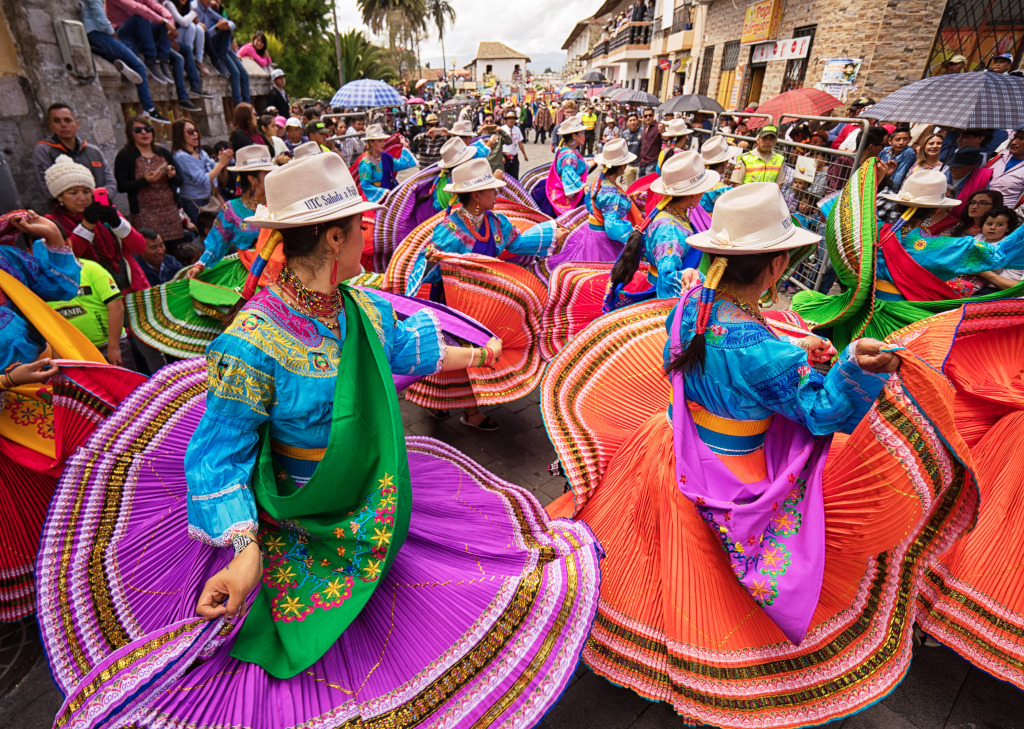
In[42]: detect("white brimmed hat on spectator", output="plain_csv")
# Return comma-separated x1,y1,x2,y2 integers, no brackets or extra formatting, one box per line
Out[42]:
700,136,732,166
879,169,962,208
363,124,390,141
593,138,636,168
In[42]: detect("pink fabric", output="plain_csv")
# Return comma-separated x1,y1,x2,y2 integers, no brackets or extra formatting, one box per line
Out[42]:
237,43,272,67
106,0,172,27
545,148,585,215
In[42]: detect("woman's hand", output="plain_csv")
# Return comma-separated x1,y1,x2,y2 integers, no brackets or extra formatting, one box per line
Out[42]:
6,358,59,387
217,147,234,165
184,263,204,279
166,164,177,179
680,268,702,290
554,225,570,248
274,152,290,165
144,168,163,184
794,335,834,364
854,338,901,373
485,337,502,366
9,211,66,245
196,541,262,619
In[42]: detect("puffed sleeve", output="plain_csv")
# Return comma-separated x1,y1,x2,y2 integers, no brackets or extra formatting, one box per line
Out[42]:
646,225,687,299
598,188,635,244
354,290,445,377
394,148,418,172
24,240,82,300
559,152,586,198
904,225,1024,278
359,158,386,203
183,330,272,546
734,338,888,435
499,214,557,257
198,203,236,268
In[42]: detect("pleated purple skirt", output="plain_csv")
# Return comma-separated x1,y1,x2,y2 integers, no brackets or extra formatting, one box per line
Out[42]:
36,358,602,729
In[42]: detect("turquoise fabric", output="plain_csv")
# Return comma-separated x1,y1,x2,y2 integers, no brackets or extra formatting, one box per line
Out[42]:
664,295,887,434
0,241,81,370
199,198,260,269
359,149,417,203
699,184,731,214
183,287,444,545
644,208,698,299
584,180,634,244
556,147,587,199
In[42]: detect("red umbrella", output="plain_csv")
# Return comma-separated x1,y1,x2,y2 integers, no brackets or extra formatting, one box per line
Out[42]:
746,88,843,129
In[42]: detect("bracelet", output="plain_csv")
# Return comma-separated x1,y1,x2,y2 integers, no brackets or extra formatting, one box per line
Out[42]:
0,373,13,390
483,345,497,367
475,347,487,368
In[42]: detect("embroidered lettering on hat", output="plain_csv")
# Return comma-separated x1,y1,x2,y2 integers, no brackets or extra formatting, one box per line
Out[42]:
238,155,272,167
297,185,360,212
686,170,707,186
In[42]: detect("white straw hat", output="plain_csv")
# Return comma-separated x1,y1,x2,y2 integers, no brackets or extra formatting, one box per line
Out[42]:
438,137,476,170
593,137,636,167
450,119,476,137
879,168,961,208
285,117,303,128
228,144,276,173
557,113,586,136
246,152,382,229
650,150,721,197
662,118,693,138
291,141,322,160
45,154,95,198
700,135,732,166
362,123,390,141
442,157,507,193
687,183,821,255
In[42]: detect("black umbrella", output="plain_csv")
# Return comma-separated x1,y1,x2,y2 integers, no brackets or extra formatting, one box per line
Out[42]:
616,90,660,106
581,71,607,84
861,70,1024,129
658,94,725,115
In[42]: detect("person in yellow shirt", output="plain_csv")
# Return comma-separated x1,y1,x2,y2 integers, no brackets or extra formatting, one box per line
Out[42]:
582,106,598,157
731,124,786,184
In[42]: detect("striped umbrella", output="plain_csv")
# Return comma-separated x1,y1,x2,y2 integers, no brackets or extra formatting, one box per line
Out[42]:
746,88,843,128
330,78,404,109
863,71,1024,128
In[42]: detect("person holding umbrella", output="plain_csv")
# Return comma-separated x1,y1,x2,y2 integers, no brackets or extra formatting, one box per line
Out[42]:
732,125,785,185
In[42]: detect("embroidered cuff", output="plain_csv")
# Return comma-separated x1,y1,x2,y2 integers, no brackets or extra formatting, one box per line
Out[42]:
187,519,260,548
73,223,95,242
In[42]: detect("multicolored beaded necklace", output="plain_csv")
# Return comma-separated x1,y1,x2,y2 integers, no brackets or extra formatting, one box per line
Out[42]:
458,207,491,242
277,265,344,331
717,288,773,333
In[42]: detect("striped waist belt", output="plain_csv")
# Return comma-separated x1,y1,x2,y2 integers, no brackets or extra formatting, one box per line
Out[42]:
688,402,772,457
270,439,325,482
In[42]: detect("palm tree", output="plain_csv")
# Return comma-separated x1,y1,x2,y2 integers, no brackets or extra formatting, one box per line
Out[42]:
336,29,399,84
426,0,456,82
356,0,426,80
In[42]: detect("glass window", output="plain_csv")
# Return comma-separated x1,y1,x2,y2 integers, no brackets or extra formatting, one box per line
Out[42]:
781,25,816,93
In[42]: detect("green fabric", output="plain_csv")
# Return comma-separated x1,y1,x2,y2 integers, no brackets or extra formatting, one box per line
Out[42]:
792,160,1024,349
230,287,411,678
47,259,121,346
188,277,243,307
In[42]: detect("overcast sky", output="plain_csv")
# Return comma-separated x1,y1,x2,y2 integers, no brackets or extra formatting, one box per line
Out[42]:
333,0,594,69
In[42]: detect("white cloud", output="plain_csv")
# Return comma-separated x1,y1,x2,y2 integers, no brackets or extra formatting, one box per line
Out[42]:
332,0,595,68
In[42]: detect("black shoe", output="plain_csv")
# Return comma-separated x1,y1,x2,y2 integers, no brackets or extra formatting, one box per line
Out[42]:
143,108,170,124
145,59,172,85
179,99,202,112
191,86,214,99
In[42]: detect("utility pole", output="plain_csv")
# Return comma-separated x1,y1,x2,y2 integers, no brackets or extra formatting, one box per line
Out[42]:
332,0,344,87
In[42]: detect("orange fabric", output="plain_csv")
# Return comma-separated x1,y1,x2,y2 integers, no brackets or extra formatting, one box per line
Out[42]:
238,229,287,286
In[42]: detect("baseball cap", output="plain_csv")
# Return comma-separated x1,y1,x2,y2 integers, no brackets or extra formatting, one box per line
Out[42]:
757,124,779,138
285,117,302,128
995,52,1014,62
851,97,875,107
270,68,286,80
948,54,968,64
305,120,326,135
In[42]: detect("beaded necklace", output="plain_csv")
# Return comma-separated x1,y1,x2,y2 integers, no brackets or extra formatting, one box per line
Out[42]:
717,289,773,333
277,265,344,331
458,207,491,242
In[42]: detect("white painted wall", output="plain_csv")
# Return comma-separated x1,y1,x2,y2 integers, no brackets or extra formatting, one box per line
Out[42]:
471,57,529,83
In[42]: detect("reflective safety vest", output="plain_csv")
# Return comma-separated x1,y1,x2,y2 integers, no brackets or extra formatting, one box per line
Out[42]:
738,151,785,183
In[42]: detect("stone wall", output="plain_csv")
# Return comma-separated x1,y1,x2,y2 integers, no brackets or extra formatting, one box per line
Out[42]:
701,0,945,109
0,0,270,211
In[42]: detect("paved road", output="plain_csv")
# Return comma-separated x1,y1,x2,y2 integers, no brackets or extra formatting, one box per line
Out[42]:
3,145,1022,727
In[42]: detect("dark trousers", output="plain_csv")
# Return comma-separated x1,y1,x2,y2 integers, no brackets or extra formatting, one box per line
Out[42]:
88,31,153,109
116,15,170,61
584,129,596,156
503,154,520,180
207,30,250,104
535,127,547,144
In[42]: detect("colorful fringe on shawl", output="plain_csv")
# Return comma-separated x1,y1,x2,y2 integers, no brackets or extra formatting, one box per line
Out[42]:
539,300,979,728
893,300,1024,690
36,357,603,729
404,253,548,409
791,160,1024,350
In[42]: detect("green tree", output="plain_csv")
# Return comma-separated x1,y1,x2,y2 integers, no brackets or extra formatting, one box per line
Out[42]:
329,30,400,86
426,0,456,81
356,0,426,79
223,0,332,96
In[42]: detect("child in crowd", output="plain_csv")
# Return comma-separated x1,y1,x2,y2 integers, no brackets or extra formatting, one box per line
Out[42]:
975,207,1024,293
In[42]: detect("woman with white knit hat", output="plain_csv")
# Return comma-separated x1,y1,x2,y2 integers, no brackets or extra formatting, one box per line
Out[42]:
45,154,149,294
544,113,588,216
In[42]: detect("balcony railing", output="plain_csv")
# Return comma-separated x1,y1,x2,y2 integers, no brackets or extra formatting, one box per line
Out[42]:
609,21,652,50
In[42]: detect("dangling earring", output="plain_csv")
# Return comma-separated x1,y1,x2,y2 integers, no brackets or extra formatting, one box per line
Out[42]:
771,281,780,305
330,259,338,286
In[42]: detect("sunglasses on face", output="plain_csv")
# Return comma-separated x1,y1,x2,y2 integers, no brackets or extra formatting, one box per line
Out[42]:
185,128,199,135
134,125,154,134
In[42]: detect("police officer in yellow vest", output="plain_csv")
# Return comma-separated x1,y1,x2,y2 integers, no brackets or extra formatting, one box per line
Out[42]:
582,106,598,157
731,124,785,184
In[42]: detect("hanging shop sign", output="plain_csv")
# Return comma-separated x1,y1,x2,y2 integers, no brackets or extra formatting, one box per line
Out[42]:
752,37,812,63
740,0,785,46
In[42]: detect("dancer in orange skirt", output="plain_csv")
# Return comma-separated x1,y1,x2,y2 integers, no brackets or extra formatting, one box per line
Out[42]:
542,184,979,728
895,300,1024,690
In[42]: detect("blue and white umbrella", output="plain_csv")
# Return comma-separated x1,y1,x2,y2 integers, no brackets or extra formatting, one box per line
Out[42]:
330,79,404,109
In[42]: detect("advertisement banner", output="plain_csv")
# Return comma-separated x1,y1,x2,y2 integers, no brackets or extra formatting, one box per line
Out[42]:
728,61,746,108
752,37,811,63
819,58,862,85
741,0,784,46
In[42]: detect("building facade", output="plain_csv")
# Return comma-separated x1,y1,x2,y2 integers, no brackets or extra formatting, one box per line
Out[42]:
464,42,531,85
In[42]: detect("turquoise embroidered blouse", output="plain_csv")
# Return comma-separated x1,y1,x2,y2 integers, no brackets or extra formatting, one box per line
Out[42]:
184,287,445,546
700,183,731,214
585,180,634,244
198,198,260,269
0,241,81,371
358,149,418,203
665,296,887,435
644,208,698,299
556,147,587,199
